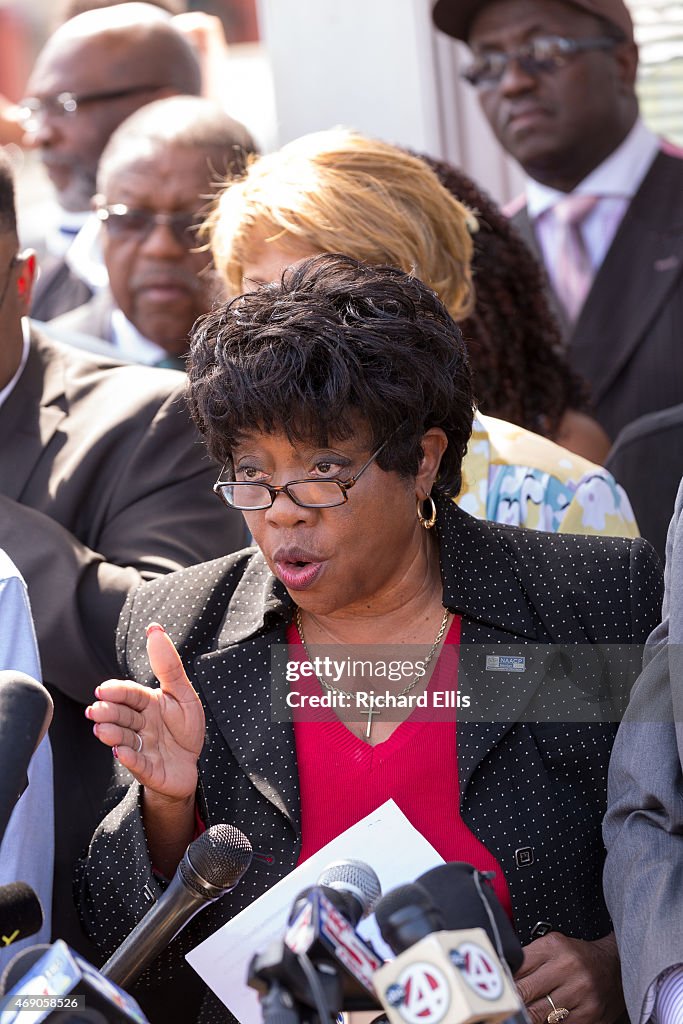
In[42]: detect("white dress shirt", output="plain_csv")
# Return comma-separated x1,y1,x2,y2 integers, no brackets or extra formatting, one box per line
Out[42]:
110,307,170,366
527,119,661,295
65,213,108,292
44,209,90,260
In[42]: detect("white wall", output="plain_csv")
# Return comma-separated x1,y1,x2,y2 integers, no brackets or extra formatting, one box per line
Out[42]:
256,0,525,204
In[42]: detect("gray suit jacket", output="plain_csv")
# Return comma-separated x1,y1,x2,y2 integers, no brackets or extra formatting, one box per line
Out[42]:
49,290,115,347
513,152,683,441
50,293,187,370
606,403,683,562
603,479,683,1023
30,252,94,323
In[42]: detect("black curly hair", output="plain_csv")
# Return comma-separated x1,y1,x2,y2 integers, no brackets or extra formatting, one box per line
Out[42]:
421,154,589,438
188,253,474,498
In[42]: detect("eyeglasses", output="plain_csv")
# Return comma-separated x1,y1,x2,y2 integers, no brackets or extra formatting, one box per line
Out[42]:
95,204,201,247
462,35,618,88
213,440,389,510
18,83,165,126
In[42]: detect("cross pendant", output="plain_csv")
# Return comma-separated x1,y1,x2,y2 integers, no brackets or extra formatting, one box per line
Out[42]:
365,703,381,739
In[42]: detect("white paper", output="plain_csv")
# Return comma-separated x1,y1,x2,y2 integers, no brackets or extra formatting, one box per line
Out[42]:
186,799,444,1023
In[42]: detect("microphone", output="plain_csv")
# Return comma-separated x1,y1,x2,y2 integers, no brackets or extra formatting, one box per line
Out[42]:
316,859,382,926
373,876,523,1024
249,860,384,1020
284,860,383,1002
102,823,252,990
0,939,149,1022
416,863,523,973
374,882,445,952
285,859,381,931
0,672,53,843
0,884,43,951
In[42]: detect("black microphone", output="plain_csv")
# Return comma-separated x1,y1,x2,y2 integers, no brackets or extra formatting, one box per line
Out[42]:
373,879,523,1024
417,863,523,973
374,882,445,952
0,671,53,843
0,939,149,1022
0,883,43,950
101,823,252,989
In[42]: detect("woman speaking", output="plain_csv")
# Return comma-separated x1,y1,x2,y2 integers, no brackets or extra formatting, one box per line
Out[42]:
80,256,661,1024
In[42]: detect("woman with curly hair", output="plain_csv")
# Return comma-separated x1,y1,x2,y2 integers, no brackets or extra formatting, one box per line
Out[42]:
80,255,658,1024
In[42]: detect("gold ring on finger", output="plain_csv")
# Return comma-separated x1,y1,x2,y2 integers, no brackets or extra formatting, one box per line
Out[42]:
546,995,569,1024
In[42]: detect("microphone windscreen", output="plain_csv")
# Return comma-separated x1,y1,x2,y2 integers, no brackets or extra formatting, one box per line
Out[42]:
0,883,43,948
0,942,50,996
374,883,445,952
417,863,524,973
319,886,363,925
316,859,382,915
183,823,253,892
0,672,53,842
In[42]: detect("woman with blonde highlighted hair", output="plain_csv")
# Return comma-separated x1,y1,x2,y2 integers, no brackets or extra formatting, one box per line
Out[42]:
207,129,611,467
210,130,477,328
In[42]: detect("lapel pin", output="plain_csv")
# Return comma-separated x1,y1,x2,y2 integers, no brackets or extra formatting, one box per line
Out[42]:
486,654,526,672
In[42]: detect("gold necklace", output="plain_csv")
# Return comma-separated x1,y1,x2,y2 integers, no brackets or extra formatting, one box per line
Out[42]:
294,606,451,739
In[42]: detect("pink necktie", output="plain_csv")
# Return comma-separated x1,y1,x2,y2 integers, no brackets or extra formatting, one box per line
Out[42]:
553,194,599,323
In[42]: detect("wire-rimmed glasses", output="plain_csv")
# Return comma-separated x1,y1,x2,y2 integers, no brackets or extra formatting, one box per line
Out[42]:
213,440,389,511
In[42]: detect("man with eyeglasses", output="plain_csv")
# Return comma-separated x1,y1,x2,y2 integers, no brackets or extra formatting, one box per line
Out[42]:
433,0,683,443
50,96,255,369
21,2,201,322
0,151,247,959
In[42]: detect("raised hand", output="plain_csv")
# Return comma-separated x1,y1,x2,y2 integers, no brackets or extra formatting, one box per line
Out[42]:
86,623,205,803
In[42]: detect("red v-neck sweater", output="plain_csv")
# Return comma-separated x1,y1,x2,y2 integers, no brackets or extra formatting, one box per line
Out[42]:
288,617,512,919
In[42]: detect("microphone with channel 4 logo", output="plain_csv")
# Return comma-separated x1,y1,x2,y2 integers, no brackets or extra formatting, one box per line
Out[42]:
372,869,525,1024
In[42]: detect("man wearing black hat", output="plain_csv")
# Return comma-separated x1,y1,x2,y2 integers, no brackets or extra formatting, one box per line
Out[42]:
433,0,683,443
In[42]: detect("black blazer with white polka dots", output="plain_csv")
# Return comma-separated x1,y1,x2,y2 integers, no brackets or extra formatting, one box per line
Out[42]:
77,499,663,1020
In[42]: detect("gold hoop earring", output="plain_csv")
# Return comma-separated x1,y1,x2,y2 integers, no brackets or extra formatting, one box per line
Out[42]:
416,494,437,529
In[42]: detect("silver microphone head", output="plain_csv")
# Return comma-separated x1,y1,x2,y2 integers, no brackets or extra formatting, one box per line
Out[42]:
317,859,382,916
